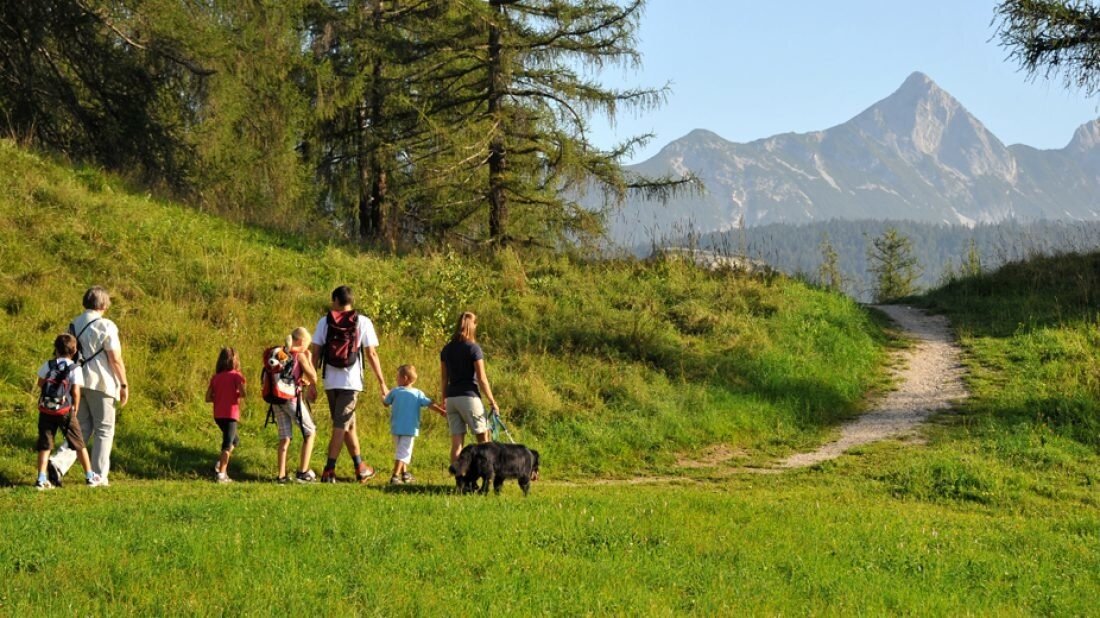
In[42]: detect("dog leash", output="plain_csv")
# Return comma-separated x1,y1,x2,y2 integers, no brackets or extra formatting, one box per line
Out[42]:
490,408,516,443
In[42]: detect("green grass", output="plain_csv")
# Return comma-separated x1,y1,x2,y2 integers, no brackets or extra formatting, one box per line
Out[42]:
918,252,1100,450
0,139,888,482
2,141,1099,614
903,253,1100,511
1,470,1096,615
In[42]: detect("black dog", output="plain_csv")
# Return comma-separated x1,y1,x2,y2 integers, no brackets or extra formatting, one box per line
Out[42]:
449,442,540,496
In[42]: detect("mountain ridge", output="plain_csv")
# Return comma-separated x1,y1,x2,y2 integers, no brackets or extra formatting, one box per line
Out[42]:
612,72,1100,245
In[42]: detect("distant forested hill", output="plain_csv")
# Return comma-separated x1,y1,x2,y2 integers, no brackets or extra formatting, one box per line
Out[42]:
657,220,1100,300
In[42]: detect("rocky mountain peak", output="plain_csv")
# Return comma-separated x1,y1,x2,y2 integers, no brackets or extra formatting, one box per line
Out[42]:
845,71,1011,177
609,71,1100,244
1066,119,1100,151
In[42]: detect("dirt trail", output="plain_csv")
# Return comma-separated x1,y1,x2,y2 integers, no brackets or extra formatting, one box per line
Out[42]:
777,304,967,469
545,305,968,486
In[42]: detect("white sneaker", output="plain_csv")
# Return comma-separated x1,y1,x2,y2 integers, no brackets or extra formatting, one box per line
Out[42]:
215,473,233,484
35,479,53,491
86,473,104,487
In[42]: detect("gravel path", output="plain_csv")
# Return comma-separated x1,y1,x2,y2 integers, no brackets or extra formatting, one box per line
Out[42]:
544,305,968,485
778,304,967,469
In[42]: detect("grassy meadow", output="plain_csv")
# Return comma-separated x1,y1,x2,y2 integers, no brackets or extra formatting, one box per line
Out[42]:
0,140,888,482
0,141,1098,614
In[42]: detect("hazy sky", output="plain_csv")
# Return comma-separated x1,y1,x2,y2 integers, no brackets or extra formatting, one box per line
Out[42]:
586,1,1100,163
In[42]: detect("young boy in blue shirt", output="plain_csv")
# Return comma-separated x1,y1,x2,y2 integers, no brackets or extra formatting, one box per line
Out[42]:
382,365,444,484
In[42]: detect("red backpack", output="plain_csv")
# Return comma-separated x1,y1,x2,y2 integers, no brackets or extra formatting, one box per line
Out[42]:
323,310,360,369
261,346,299,405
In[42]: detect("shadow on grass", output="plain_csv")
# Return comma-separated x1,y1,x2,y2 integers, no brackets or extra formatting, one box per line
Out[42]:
550,321,874,435
914,251,1100,451
112,434,270,482
918,251,1100,338
0,418,66,487
376,483,456,496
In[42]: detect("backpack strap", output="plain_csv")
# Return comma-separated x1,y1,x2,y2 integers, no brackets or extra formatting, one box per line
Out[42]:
351,311,363,381
295,394,307,440
48,359,75,381
70,318,106,367
321,313,333,379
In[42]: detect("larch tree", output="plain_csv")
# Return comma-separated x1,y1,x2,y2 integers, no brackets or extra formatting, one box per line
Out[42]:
996,0,1100,94
304,0,480,247
0,0,209,182
867,227,922,302
459,0,694,246
817,235,845,292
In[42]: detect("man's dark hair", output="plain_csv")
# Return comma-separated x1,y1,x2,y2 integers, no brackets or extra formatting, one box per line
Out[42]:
332,286,354,306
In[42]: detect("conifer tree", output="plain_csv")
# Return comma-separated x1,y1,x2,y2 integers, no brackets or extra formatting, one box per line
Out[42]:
0,0,206,181
817,235,844,292
996,0,1100,95
962,238,982,277
457,0,693,246
867,227,922,302
304,0,489,247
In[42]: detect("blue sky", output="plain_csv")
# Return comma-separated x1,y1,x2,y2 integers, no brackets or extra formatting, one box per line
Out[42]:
586,1,1100,163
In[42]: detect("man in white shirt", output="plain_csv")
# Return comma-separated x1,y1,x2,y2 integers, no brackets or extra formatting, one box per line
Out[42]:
311,286,388,483
49,287,129,486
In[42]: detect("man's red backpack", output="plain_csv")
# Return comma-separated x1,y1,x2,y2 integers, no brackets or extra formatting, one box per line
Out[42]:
261,346,299,405
322,310,360,369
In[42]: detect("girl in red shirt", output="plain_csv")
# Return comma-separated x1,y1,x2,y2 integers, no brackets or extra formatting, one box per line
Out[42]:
206,347,246,483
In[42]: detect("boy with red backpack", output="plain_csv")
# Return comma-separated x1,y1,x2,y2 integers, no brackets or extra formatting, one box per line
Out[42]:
310,286,388,483
34,334,102,489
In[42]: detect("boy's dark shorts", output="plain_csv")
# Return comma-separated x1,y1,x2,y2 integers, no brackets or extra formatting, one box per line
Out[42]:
37,413,84,452
215,418,240,452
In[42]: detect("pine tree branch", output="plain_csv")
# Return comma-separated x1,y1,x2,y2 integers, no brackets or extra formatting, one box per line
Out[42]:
73,1,215,77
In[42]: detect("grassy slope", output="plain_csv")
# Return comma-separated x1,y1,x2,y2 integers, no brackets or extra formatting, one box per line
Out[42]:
0,140,887,482
1,142,1097,614
894,253,1099,513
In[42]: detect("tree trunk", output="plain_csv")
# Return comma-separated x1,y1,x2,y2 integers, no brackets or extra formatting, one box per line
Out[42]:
487,0,507,243
355,0,389,246
368,0,392,250
356,102,374,240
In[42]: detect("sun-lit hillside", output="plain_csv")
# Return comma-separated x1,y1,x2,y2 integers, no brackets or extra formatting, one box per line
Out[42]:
0,141,889,482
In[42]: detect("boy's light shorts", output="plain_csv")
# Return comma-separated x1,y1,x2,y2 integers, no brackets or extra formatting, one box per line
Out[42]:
446,396,488,436
273,400,316,440
393,435,415,464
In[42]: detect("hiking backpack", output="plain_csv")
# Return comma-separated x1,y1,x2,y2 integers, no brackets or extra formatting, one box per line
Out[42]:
261,346,299,405
322,310,360,369
38,360,76,416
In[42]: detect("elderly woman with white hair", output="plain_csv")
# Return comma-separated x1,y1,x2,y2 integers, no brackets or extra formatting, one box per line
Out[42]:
49,286,129,487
